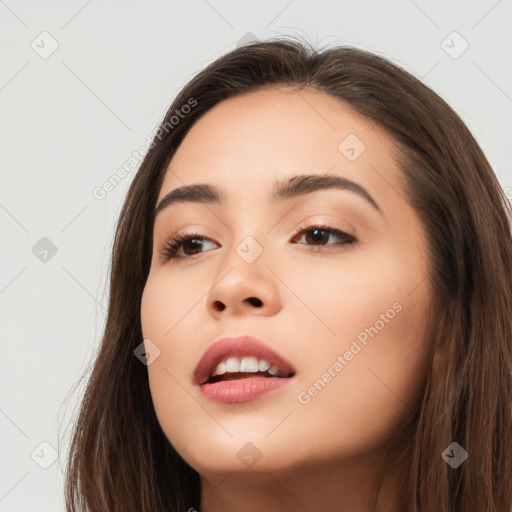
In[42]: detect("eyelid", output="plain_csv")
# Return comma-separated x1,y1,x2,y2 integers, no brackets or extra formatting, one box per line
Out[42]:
291,221,356,241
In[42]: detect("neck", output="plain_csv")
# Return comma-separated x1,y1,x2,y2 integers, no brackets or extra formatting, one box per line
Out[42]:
199,448,407,512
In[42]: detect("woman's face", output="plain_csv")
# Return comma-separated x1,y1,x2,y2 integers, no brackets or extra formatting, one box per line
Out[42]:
140,87,432,479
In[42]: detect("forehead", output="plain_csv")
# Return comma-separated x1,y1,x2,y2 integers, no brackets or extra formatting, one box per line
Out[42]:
157,86,401,206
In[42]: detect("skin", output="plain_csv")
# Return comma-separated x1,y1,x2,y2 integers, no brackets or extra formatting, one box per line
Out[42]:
140,87,434,512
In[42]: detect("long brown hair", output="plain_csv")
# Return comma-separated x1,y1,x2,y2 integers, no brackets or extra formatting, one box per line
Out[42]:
63,37,512,511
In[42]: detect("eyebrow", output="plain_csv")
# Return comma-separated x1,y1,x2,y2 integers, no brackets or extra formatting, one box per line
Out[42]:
154,174,381,218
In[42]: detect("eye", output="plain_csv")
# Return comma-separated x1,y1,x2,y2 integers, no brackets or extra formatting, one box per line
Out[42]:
161,231,218,262
160,224,357,263
291,223,357,249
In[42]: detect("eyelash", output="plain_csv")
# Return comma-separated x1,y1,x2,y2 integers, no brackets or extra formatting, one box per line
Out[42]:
160,223,357,262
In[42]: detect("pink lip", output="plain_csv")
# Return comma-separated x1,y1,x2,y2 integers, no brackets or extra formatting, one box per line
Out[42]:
200,376,293,403
193,335,296,402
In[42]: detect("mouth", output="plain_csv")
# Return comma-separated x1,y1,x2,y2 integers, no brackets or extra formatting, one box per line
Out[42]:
194,336,296,403
206,355,293,383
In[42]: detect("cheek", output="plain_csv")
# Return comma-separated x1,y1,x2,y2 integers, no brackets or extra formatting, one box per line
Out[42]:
140,271,203,383
282,244,426,342
288,249,430,452
140,272,214,459
146,366,205,467
140,267,211,341
292,303,429,460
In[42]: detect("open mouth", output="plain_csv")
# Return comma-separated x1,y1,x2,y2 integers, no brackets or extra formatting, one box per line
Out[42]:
206,356,293,383
203,356,294,385
193,335,296,402
206,370,294,384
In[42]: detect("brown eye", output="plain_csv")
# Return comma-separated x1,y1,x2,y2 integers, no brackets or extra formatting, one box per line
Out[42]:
162,232,219,261
292,225,356,247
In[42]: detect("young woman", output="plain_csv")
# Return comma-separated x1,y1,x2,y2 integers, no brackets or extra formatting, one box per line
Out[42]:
64,37,512,512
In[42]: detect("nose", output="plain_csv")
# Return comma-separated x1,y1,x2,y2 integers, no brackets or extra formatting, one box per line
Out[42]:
206,241,282,318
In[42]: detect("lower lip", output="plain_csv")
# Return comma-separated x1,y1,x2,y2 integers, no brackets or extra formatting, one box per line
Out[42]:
199,376,292,403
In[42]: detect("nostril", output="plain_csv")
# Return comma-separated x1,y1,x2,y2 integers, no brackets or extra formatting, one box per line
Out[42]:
246,297,263,307
213,300,226,311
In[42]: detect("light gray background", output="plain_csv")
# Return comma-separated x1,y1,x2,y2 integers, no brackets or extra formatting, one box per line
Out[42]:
1,1,511,510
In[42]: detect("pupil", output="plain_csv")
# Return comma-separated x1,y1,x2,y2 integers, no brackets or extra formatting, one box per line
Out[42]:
185,239,202,254
307,228,328,245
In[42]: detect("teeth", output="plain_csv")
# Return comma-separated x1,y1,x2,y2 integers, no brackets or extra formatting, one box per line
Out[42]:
210,356,286,378
268,366,280,376
211,361,226,376
258,359,271,372
240,356,259,372
225,357,240,373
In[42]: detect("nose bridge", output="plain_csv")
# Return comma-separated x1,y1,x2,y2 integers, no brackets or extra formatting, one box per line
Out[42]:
206,225,281,316
219,231,268,290
223,204,270,268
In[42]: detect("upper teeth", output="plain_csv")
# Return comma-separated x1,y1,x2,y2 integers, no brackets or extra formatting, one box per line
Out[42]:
211,356,286,377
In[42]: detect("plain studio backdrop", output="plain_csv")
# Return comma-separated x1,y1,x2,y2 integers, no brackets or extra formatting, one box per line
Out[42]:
1,1,511,510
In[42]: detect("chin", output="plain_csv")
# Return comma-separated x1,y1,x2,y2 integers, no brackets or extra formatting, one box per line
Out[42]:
174,435,300,478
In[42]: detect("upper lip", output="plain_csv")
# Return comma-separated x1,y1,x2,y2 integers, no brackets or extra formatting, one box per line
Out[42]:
193,335,296,385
